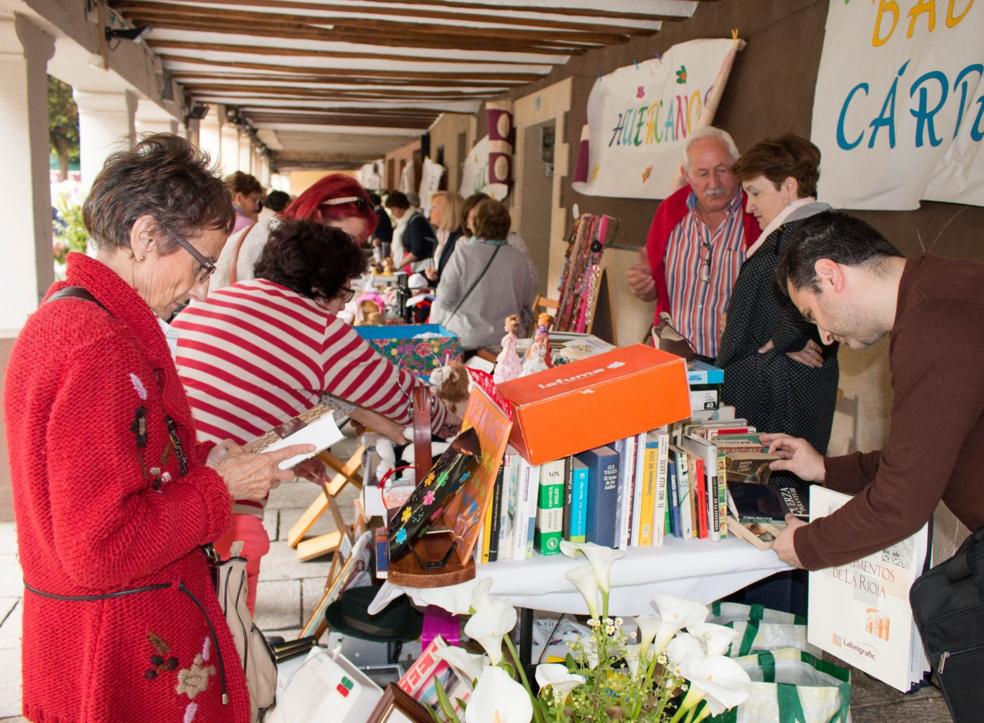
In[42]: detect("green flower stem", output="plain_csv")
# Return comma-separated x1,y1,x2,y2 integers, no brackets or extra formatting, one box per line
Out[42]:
601,589,610,619
692,702,711,723
669,688,704,723
433,678,463,723
503,633,545,723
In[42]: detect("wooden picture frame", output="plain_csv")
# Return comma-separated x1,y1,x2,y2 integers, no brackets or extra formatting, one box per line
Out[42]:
367,683,432,723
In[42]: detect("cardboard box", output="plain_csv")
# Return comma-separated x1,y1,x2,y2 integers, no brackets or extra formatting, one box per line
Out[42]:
496,344,690,465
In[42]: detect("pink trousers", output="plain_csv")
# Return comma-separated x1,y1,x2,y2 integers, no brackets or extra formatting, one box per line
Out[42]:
213,513,270,614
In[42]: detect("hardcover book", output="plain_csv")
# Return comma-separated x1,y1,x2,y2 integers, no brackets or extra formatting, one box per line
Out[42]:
535,459,566,555
243,403,344,470
564,456,589,544
576,446,620,548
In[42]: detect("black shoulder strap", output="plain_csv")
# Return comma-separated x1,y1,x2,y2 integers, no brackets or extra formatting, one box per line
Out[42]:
447,243,502,320
46,286,107,312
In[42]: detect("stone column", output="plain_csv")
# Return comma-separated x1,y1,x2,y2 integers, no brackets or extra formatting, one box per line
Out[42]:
238,131,253,175
0,14,55,330
75,88,137,189
134,98,178,137
220,121,239,176
197,104,222,168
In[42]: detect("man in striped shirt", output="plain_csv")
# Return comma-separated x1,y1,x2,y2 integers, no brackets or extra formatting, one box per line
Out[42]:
626,127,760,361
171,220,454,611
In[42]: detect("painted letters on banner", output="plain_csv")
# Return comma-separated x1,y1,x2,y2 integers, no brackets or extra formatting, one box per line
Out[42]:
571,38,743,200
812,2,983,209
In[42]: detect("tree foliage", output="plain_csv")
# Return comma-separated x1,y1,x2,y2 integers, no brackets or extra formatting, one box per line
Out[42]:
49,76,79,181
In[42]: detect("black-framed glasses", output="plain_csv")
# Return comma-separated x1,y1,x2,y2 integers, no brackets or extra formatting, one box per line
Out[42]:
338,286,356,303
172,235,217,284
697,238,713,283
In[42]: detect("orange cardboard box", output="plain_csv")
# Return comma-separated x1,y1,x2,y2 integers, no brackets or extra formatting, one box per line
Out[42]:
496,344,690,465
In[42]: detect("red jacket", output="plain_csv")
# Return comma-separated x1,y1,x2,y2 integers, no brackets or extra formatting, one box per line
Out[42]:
644,185,760,326
5,253,250,722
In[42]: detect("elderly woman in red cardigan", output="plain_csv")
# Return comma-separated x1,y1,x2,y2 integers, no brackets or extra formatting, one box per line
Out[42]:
4,135,311,722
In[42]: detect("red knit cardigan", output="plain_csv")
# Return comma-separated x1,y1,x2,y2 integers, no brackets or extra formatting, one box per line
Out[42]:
643,184,760,326
5,253,250,722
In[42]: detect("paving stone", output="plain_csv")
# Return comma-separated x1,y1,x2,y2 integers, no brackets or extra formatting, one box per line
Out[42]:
0,558,22,599
0,524,17,556
0,601,21,651
258,540,334,582
0,647,21,718
851,695,952,722
262,510,279,543
253,579,303,632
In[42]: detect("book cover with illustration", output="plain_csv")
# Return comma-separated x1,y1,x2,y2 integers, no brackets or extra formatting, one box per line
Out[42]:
243,403,344,470
807,486,929,692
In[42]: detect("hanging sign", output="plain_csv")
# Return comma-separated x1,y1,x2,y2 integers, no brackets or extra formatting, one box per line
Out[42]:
571,38,743,200
811,2,983,209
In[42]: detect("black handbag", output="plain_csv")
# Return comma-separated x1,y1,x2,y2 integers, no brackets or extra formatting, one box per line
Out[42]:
909,526,984,722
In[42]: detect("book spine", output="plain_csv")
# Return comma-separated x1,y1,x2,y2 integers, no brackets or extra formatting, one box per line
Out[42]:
707,455,721,542
668,453,681,538
716,450,728,539
512,461,533,560
586,453,619,548
535,460,565,555
562,457,574,541
487,462,505,561
612,439,626,550
497,453,517,561
618,436,636,549
692,456,708,539
524,465,541,559
675,448,693,540
653,432,670,546
638,442,658,546
665,458,676,538
570,464,588,543
630,431,647,546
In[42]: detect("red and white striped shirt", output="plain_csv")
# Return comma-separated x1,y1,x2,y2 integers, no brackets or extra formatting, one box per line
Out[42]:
663,191,747,358
172,278,448,516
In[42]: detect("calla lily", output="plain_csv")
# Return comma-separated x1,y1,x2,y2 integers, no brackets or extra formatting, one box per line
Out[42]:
470,576,495,613
416,577,486,615
559,541,625,593
675,655,752,720
466,665,534,723
535,663,585,703
434,646,489,686
623,643,643,677
651,594,708,651
464,599,517,666
565,564,600,619
688,622,739,658
666,632,705,670
635,613,662,653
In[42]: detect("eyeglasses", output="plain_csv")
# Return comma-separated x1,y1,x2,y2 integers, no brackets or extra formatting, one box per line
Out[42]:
171,235,217,284
321,196,370,212
338,286,356,303
697,238,713,283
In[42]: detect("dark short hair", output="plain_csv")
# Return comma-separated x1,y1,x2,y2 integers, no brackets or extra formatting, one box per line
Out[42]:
777,211,903,293
384,191,410,210
265,190,291,213
471,199,511,240
83,134,233,253
224,170,263,197
461,192,490,233
254,219,367,301
731,133,821,198
368,192,382,206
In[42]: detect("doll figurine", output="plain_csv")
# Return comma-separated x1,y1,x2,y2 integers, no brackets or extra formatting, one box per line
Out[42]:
493,314,523,384
521,313,553,376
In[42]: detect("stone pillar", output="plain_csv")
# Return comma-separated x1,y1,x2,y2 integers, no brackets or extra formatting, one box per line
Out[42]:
198,104,222,169
238,131,252,175
75,88,137,189
0,14,55,330
258,153,271,188
134,98,178,137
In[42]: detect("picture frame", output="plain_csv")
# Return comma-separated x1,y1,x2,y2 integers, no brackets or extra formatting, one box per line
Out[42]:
367,683,433,723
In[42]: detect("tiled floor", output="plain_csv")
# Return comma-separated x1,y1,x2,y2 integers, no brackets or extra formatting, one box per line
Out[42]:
0,476,954,722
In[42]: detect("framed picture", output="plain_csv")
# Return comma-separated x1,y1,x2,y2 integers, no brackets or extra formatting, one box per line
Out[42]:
367,683,432,723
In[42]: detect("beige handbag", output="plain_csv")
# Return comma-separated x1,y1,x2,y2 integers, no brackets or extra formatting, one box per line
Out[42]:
215,541,278,722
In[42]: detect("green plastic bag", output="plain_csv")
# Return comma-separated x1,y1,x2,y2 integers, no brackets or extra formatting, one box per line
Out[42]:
709,648,851,723
709,602,819,657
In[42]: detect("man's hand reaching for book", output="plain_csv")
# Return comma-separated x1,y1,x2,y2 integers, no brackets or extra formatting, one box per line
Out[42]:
761,433,826,483
211,444,316,501
774,515,807,568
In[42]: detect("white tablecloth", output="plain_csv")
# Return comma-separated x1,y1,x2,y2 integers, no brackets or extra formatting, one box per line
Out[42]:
370,537,789,617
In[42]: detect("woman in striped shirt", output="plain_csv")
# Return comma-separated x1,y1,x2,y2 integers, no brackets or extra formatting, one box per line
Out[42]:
172,220,455,611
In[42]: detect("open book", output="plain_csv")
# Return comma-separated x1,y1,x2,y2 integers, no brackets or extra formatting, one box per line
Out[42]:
243,404,344,470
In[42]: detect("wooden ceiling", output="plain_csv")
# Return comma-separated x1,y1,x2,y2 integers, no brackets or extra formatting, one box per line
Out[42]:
108,0,702,170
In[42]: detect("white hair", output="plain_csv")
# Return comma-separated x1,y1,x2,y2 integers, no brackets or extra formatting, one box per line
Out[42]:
682,127,740,170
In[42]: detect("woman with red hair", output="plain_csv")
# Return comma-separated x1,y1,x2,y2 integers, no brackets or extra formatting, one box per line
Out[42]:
212,173,377,290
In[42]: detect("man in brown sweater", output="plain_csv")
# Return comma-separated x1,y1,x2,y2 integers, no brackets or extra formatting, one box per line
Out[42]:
761,211,984,570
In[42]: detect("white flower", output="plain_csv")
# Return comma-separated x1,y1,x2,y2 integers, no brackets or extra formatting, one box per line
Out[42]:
470,577,495,612
666,632,705,670
466,665,534,723
535,663,585,703
559,541,625,592
688,622,739,658
417,578,487,616
464,599,517,666
635,613,662,653
651,594,708,651
565,564,600,618
434,646,489,686
679,655,752,716
623,643,643,677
